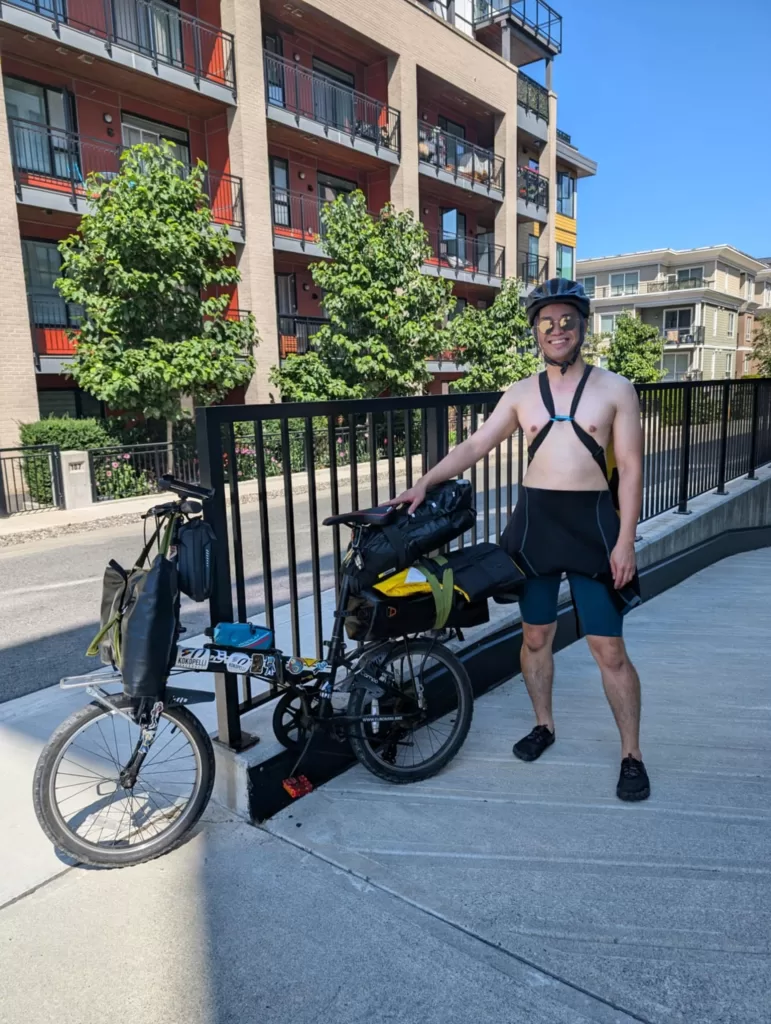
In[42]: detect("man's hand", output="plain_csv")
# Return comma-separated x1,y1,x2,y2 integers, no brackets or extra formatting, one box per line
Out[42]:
387,481,427,514
610,538,636,590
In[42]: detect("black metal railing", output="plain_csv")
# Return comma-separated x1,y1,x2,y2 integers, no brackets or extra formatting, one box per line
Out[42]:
418,121,504,192
646,278,713,293
88,442,198,502
474,0,562,52
0,445,64,515
517,72,549,121
517,166,549,210
556,128,572,144
2,0,235,91
278,315,329,358
662,325,706,346
518,251,548,287
424,228,505,280
195,377,771,748
264,52,400,154
8,118,244,231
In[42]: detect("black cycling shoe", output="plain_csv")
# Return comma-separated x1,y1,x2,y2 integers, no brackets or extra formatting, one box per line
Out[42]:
512,724,555,762
616,756,650,802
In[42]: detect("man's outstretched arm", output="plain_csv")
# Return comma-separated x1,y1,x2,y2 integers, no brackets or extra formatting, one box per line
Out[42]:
610,379,643,588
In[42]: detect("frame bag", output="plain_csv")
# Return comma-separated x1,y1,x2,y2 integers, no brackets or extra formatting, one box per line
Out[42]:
177,518,217,602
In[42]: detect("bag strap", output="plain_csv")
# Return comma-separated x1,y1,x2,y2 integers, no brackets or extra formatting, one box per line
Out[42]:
415,556,454,629
382,523,409,569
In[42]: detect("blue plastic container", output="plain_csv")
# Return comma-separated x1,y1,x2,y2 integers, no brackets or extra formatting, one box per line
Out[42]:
212,622,275,650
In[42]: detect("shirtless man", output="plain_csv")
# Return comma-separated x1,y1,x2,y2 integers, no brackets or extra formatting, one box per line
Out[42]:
391,278,650,801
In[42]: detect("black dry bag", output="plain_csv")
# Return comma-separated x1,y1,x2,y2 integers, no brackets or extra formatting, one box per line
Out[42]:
121,554,180,700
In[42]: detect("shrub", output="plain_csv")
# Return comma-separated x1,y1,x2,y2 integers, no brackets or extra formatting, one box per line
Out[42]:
19,416,114,451
93,454,151,501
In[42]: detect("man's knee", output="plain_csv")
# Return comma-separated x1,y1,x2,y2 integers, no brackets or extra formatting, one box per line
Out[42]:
587,635,628,674
522,622,556,655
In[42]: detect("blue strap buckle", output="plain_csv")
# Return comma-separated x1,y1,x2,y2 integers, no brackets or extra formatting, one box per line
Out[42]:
551,415,573,422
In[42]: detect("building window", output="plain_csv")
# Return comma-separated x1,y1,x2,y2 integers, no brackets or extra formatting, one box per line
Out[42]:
746,316,753,341
121,113,189,165
599,312,624,335
664,308,693,343
22,240,81,328
728,311,736,336
610,271,638,296
557,172,575,217
677,267,703,288
556,243,574,280
4,77,76,178
725,352,733,378
270,157,290,227
746,276,755,300
744,353,753,374
712,308,718,336
578,275,595,297
662,352,691,381
38,388,103,420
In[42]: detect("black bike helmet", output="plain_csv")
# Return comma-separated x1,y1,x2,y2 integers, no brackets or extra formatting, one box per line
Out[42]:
525,277,591,325
526,278,591,374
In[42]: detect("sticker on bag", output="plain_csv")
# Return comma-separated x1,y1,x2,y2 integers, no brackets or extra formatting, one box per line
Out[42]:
226,652,252,675
175,647,211,671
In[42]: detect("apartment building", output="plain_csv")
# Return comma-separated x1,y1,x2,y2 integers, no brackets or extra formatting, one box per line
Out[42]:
0,0,596,447
576,246,768,381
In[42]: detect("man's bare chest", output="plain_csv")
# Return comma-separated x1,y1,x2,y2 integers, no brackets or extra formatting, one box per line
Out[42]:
517,384,615,445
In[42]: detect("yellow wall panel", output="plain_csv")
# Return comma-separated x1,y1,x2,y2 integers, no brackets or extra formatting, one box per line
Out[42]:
555,213,576,248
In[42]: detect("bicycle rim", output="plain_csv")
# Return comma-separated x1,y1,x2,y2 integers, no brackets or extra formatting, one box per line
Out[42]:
48,706,204,856
355,643,466,773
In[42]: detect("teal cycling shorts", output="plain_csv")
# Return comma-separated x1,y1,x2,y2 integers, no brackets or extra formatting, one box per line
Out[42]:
519,573,623,638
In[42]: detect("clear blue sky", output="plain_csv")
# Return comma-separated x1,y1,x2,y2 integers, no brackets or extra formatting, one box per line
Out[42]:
536,0,771,261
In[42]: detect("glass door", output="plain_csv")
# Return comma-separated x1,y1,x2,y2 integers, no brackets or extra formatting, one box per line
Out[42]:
527,232,540,284
270,157,290,229
441,208,466,266
4,77,74,179
312,59,355,133
664,308,693,343
317,171,356,238
264,34,285,107
438,116,466,174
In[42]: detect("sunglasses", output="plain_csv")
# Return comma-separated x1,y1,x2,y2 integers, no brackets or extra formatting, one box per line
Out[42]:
537,313,579,337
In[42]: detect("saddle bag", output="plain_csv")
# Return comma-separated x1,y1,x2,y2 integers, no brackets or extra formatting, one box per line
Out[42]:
345,587,489,643
347,479,475,592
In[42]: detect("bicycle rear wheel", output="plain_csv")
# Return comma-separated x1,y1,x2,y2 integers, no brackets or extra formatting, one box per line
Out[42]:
33,695,214,868
346,637,473,783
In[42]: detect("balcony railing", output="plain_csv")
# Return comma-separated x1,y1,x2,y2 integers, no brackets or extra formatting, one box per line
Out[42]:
8,118,244,232
474,0,562,52
3,0,235,91
424,229,504,280
556,128,572,144
418,122,504,192
517,72,549,122
518,251,548,288
663,325,706,346
278,315,329,359
647,277,714,293
264,52,400,154
517,166,549,210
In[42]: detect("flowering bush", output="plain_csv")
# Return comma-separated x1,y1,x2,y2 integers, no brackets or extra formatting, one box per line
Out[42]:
94,454,150,500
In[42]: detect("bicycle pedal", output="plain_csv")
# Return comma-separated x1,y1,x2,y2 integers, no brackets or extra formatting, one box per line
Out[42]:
282,775,313,799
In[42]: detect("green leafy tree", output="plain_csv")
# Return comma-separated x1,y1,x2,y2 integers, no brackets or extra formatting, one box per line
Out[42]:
581,332,611,369
56,143,256,433
607,314,664,383
270,192,455,400
447,278,539,392
750,313,771,377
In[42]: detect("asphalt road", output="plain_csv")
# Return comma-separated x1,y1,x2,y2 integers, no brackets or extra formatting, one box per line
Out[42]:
0,427,752,703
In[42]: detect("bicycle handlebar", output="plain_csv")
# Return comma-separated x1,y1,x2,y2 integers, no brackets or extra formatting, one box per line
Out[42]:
158,474,216,502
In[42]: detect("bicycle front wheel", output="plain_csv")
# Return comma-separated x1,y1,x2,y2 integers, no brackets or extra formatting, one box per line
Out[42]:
346,637,474,784
33,695,214,868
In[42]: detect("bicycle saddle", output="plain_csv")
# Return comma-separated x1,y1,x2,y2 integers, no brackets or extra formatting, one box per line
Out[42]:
323,504,398,528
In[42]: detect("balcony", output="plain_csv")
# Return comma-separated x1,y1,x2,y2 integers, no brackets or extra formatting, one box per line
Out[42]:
662,325,706,346
31,296,252,368
9,119,244,240
517,71,549,141
0,0,235,100
264,52,400,164
271,188,328,258
647,277,714,293
278,315,329,359
418,122,504,198
423,229,504,285
516,165,549,221
518,251,548,291
473,0,562,64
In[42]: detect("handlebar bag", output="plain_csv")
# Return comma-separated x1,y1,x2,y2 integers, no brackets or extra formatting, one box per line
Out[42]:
347,479,475,592
177,518,217,602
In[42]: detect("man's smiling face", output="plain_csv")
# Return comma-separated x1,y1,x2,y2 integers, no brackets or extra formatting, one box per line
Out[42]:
535,301,583,364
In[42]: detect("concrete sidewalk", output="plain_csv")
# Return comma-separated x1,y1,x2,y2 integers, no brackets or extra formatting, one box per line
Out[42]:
1,549,769,1023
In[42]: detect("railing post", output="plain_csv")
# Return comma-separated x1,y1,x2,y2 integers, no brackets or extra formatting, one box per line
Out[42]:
747,381,759,480
87,450,99,503
50,446,64,508
425,404,448,469
676,382,693,514
715,380,730,495
102,0,113,55
192,22,202,88
196,406,244,751
0,457,8,518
